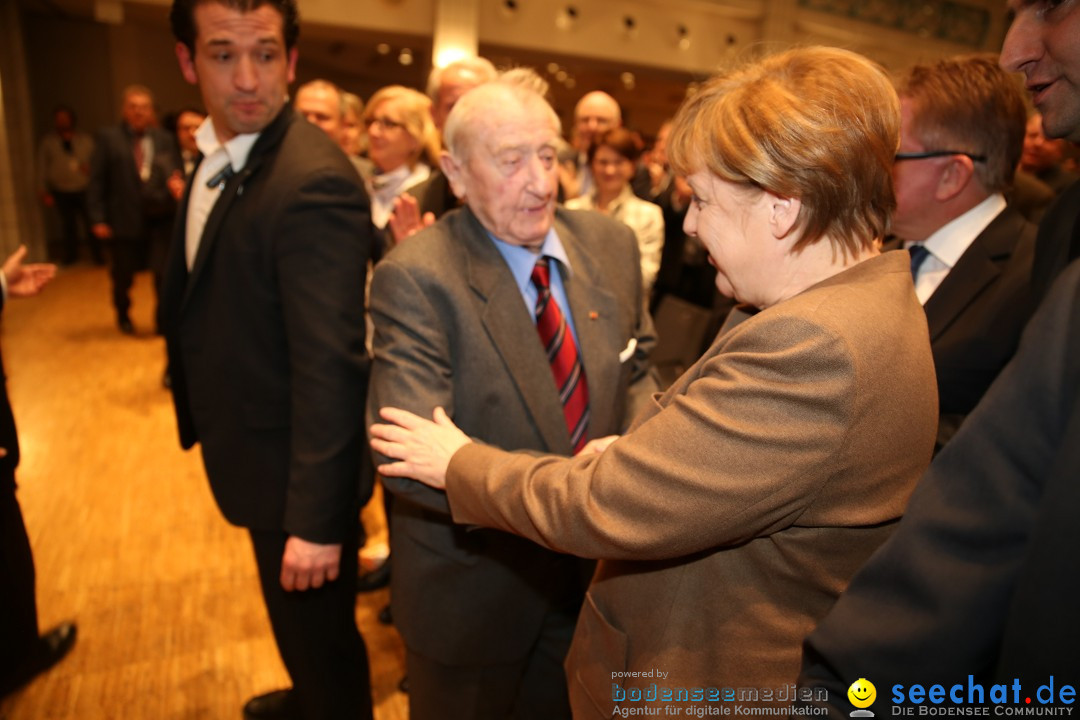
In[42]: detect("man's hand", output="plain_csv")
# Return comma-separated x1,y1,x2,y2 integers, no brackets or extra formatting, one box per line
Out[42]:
167,170,186,201
91,223,113,240
388,194,435,244
2,246,57,298
280,536,342,591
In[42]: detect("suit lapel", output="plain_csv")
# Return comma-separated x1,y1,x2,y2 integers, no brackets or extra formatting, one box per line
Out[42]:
459,209,575,454
178,108,293,313
923,208,1022,341
555,213,621,440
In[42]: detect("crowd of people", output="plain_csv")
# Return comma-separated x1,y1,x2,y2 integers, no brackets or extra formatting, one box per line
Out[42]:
7,0,1080,718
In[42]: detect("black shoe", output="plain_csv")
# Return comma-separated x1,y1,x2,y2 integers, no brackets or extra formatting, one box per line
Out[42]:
0,622,77,697
377,604,393,626
118,317,135,335
356,561,390,593
243,689,300,720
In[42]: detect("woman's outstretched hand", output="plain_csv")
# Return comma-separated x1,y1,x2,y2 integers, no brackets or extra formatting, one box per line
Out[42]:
370,406,471,490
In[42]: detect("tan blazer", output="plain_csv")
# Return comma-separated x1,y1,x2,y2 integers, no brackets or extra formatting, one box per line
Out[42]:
446,250,938,718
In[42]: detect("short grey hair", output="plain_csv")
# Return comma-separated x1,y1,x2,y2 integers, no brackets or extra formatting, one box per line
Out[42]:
426,56,498,101
443,73,561,162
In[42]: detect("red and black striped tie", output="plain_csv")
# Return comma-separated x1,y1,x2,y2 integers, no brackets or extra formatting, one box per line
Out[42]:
531,257,590,453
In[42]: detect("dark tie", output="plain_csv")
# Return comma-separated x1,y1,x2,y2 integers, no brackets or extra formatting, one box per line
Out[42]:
132,133,145,180
531,257,590,453
909,244,930,279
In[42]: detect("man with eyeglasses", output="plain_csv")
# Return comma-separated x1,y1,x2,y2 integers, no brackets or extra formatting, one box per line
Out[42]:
887,54,1037,451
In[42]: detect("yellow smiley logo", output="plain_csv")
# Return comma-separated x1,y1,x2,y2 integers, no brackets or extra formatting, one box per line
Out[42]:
847,678,876,709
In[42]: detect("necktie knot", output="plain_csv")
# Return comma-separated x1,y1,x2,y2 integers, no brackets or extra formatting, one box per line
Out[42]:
909,244,931,279
531,257,551,291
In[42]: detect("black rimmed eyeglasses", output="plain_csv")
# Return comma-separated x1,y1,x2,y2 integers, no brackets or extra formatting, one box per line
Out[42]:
894,150,987,162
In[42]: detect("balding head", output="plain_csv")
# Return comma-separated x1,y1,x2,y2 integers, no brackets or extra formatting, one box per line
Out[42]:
295,79,345,146
573,90,621,153
428,57,498,132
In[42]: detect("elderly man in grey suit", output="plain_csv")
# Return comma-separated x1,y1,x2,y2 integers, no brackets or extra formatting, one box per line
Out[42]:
367,77,657,720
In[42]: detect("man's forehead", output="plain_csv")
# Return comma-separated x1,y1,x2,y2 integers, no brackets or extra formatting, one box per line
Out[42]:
195,3,285,45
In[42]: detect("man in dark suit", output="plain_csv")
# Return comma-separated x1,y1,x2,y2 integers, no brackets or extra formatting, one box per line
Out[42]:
88,85,178,334
798,3,1080,712
888,55,1037,450
0,247,74,699
163,2,373,719
367,77,657,719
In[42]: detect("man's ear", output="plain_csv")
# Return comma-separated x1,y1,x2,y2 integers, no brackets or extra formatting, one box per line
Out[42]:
176,42,198,85
767,192,802,239
440,150,467,200
286,47,298,85
935,155,976,202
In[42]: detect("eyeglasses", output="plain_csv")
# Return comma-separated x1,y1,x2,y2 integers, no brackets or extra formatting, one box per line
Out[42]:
364,116,405,132
894,150,987,163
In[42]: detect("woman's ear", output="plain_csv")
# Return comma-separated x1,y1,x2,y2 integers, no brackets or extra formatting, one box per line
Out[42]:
767,193,802,239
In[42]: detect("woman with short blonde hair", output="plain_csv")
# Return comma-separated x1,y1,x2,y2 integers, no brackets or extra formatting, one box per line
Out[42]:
362,85,441,230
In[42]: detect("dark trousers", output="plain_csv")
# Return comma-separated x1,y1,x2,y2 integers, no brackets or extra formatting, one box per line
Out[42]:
406,591,578,720
249,525,374,720
50,191,102,265
110,235,144,321
0,480,39,693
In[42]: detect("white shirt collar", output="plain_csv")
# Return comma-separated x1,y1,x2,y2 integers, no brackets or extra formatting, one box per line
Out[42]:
194,117,261,174
906,193,1007,269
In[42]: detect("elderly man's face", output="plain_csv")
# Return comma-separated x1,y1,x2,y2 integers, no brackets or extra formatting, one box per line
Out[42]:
445,99,560,249
1001,0,1080,142
175,2,297,142
296,85,344,144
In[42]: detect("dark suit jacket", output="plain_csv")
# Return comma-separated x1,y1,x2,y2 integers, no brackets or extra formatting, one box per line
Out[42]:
162,108,373,543
1031,179,1080,302
799,258,1080,715
87,123,177,238
367,206,658,666
886,206,1037,448
445,252,937,719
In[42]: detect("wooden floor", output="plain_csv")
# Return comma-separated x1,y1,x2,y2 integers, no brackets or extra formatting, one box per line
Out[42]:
0,265,407,720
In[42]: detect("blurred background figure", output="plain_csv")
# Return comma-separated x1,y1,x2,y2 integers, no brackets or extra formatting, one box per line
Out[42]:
1019,112,1078,193
361,85,440,250
340,92,366,160
566,127,664,296
87,84,177,335
36,105,101,266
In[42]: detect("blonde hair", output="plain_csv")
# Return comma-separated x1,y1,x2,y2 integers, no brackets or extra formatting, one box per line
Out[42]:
668,46,900,256
363,85,441,167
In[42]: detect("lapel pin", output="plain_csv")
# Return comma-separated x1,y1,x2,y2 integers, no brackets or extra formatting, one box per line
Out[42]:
589,311,599,320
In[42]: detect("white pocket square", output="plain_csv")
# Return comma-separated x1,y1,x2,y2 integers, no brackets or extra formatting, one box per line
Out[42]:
618,337,638,363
